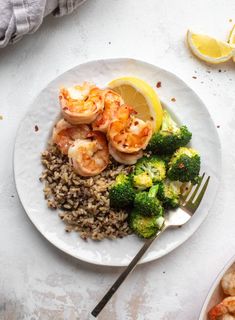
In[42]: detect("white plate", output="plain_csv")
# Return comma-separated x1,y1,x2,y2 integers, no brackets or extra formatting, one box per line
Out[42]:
199,256,235,320
14,58,221,266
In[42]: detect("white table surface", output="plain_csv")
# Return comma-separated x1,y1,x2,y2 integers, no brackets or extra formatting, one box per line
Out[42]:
0,0,235,319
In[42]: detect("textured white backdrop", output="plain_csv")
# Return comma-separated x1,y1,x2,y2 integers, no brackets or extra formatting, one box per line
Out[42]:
0,0,235,319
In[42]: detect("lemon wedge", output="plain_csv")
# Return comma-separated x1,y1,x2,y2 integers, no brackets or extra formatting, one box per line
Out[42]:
228,25,235,62
108,77,163,132
187,30,235,64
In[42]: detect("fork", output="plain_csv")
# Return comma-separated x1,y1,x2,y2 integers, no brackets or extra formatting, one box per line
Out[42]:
91,173,210,318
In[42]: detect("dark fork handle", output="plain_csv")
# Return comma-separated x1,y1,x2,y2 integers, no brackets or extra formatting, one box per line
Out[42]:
91,229,163,318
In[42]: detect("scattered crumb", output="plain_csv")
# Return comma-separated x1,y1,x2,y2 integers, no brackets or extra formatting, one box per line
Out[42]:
0,115,3,120
201,81,204,84
229,79,232,81
194,70,197,73
192,76,197,79
34,125,39,132
206,70,211,73
156,81,162,88
217,125,220,128
108,41,111,45
11,195,14,198
229,18,233,23
171,97,176,102
218,69,222,72
163,271,166,274
175,293,178,297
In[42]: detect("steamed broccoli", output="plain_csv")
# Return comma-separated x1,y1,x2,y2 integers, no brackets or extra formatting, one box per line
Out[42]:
132,172,153,190
109,174,135,208
133,156,166,189
158,179,182,208
134,185,163,216
129,209,165,239
167,147,200,183
147,110,192,154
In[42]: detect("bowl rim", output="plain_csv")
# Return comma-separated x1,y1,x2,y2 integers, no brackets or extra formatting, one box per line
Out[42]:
198,254,235,320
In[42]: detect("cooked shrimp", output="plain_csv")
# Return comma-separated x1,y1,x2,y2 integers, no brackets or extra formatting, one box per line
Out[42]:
92,89,124,132
208,297,235,320
60,82,105,125
222,271,235,296
52,119,90,154
109,143,143,165
108,104,153,153
68,131,109,176
221,315,235,320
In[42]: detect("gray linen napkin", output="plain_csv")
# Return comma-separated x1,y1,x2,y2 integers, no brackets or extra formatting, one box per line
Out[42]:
0,0,86,48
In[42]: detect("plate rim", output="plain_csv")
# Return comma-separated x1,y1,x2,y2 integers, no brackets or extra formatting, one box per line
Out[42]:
13,57,222,266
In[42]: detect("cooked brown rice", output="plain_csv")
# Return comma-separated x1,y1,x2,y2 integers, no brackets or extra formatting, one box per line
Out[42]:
40,144,133,240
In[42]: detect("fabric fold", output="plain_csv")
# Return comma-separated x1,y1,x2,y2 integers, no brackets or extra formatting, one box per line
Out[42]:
0,0,85,48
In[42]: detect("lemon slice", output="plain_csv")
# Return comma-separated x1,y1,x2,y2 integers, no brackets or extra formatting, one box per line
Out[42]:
108,76,163,132
187,30,235,64
228,25,235,62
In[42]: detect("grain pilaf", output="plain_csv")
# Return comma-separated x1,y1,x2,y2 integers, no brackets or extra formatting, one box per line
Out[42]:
40,144,133,240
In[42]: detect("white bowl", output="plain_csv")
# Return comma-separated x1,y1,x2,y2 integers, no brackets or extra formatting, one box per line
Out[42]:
199,256,235,320
14,58,221,266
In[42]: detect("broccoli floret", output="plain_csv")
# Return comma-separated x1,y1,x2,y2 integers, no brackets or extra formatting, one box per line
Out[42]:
109,174,135,208
133,156,166,189
167,147,200,183
147,110,192,154
129,209,165,239
158,179,182,208
134,185,163,216
132,172,153,190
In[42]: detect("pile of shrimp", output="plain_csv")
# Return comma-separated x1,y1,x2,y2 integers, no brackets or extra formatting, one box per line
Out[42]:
52,82,153,177
208,269,235,320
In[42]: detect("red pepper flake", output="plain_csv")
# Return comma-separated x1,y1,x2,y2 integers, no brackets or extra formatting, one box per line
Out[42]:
134,121,139,126
171,97,176,102
178,163,185,169
63,107,68,110
34,125,39,132
156,81,162,88
217,125,220,128
150,116,154,121
192,76,197,79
